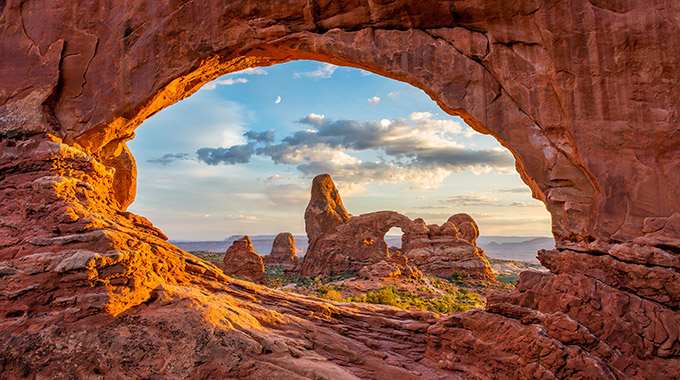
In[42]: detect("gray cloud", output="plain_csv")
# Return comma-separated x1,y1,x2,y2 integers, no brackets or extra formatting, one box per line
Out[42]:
404,147,514,169
508,201,543,208
440,195,498,206
496,187,530,193
189,113,514,188
258,114,513,171
147,153,192,165
196,143,255,165
245,129,275,144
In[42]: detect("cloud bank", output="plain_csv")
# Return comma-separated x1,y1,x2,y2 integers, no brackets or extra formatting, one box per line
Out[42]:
152,112,515,189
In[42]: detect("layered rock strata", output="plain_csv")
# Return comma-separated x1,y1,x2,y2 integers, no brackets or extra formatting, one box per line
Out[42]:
1,0,679,378
262,232,299,268
222,236,266,284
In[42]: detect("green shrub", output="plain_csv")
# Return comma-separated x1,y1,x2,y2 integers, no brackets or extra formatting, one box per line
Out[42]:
364,286,402,307
317,284,343,302
352,284,484,313
496,274,519,285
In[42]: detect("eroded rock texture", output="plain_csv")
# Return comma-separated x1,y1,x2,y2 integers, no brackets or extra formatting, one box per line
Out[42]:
1,0,679,378
402,215,494,280
300,174,494,279
222,236,266,284
263,232,300,268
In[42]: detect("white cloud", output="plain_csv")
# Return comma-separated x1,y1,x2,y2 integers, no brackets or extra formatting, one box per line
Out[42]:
441,195,498,206
236,67,268,75
409,111,476,138
508,201,544,208
368,96,381,105
264,174,281,183
388,91,399,100
224,214,261,222
202,77,248,90
292,64,338,79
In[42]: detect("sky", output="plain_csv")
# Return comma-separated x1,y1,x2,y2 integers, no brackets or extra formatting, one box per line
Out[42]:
127,61,551,240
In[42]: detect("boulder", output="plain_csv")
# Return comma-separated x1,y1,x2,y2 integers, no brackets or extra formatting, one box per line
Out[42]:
222,236,265,284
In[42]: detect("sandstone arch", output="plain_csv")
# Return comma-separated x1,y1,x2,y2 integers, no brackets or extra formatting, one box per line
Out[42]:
1,1,679,378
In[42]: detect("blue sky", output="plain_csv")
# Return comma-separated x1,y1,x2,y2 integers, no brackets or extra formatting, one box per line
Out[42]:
128,61,551,240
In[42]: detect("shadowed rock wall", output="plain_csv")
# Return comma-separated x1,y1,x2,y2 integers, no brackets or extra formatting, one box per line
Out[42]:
1,0,679,378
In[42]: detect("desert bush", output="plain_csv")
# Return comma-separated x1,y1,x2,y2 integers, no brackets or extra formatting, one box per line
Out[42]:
364,286,402,307
317,284,343,302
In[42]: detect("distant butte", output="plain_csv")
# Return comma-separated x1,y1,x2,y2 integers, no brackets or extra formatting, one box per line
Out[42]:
1,1,679,378
262,232,299,268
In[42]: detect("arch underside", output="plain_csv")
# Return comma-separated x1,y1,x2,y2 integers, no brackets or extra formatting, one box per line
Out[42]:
1,0,679,378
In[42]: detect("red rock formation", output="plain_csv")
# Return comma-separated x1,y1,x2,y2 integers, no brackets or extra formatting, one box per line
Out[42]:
262,232,299,267
402,216,494,280
301,208,412,276
305,174,350,241
359,252,422,280
1,1,679,378
301,175,494,279
222,236,265,284
447,214,479,245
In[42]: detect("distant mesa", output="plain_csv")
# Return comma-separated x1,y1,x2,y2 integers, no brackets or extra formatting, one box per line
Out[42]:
262,232,300,267
221,236,265,283
299,174,495,281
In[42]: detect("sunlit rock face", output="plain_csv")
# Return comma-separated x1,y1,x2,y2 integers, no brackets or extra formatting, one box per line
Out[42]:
1,0,679,378
222,236,266,284
301,174,495,280
262,232,299,268
402,214,494,280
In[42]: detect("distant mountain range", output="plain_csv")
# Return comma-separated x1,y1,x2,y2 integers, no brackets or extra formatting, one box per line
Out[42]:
170,235,554,263
478,237,554,263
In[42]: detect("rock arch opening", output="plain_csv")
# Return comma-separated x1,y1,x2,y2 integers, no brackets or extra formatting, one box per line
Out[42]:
386,227,403,249
128,60,551,252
